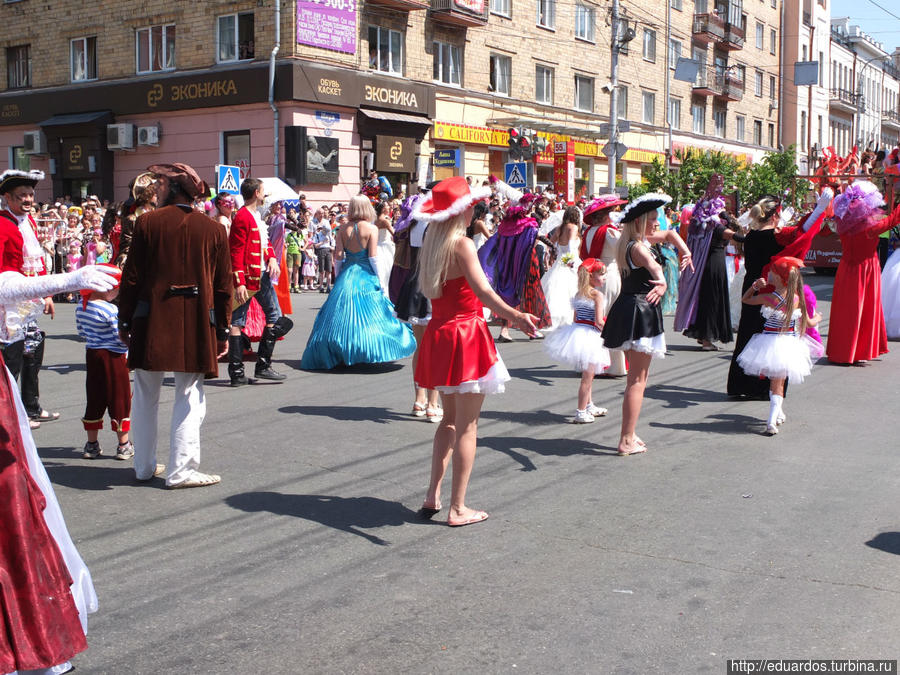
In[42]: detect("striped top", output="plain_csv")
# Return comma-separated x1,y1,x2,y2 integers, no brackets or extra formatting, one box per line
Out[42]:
75,299,128,353
573,296,600,331
761,292,799,334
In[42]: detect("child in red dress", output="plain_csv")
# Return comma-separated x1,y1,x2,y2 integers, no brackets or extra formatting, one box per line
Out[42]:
413,177,537,527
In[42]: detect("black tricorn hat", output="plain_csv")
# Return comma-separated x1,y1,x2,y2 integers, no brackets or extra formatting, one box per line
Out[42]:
620,192,672,224
0,169,44,195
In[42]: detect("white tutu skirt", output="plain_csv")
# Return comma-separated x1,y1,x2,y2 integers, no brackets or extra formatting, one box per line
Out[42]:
737,333,812,383
618,334,667,359
802,333,824,360
544,323,610,373
541,262,578,330
436,354,510,395
882,248,900,338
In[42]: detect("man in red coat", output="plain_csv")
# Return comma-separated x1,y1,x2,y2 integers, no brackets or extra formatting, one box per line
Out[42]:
0,169,59,428
227,177,292,386
119,163,233,489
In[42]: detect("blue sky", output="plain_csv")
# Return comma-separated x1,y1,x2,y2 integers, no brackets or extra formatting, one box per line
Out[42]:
830,0,900,51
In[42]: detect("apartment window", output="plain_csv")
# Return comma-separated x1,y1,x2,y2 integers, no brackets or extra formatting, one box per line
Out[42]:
217,12,254,63
818,52,824,86
617,86,628,119
695,0,707,11
490,54,511,95
668,39,682,70
755,22,764,50
692,104,705,134
754,70,763,97
536,65,554,103
6,45,30,89
768,123,775,147
575,75,594,111
642,91,655,124
800,111,807,149
136,24,176,74
669,97,681,130
369,27,402,75
754,120,763,146
770,29,777,55
490,0,510,17
736,115,745,141
223,130,250,174
671,0,682,9
433,41,462,85
537,0,556,29
714,109,726,138
575,3,595,42
769,75,776,99
772,0,778,6
643,29,656,63
70,37,97,82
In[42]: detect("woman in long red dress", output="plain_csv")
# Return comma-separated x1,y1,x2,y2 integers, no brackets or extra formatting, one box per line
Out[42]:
413,177,537,527
827,181,898,364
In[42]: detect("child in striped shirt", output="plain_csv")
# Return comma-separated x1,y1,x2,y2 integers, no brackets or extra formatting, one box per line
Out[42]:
74,264,133,460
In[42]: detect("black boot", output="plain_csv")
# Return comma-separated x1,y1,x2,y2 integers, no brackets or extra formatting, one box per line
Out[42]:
227,335,248,386
255,326,287,381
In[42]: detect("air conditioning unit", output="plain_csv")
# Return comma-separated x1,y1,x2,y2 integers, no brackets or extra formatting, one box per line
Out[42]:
107,123,135,150
769,99,779,110
23,130,46,155
573,167,584,179
137,125,160,146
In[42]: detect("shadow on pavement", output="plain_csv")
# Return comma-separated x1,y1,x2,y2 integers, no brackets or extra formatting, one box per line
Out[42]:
42,362,86,375
480,409,573,426
279,405,410,424
865,531,900,556
283,359,405,375
44,461,162,491
480,435,619,471
649,413,759,435
644,384,730,408
505,365,579,386
226,492,419,545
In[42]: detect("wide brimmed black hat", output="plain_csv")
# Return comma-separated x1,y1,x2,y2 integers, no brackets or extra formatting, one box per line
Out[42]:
0,169,44,195
620,192,672,224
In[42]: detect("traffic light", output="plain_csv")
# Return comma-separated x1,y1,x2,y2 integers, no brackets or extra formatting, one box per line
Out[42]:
508,127,525,160
532,135,549,154
509,128,547,160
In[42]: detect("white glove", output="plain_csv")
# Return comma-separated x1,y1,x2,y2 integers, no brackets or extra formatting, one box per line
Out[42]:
804,188,834,231
0,266,117,305
333,257,343,278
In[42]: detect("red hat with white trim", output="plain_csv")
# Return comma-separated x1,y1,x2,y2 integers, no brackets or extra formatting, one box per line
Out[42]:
413,176,491,223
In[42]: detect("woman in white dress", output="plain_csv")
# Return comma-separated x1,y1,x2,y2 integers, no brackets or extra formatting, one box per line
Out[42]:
882,235,900,337
541,205,582,330
374,200,395,291
580,195,628,375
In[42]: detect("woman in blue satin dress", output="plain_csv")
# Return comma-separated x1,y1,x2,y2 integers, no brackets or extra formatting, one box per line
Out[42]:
301,195,416,370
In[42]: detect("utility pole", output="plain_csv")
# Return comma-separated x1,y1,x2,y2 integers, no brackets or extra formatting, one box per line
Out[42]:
607,0,620,191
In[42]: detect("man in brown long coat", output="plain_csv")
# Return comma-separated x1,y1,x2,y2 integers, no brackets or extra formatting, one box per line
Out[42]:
118,163,232,489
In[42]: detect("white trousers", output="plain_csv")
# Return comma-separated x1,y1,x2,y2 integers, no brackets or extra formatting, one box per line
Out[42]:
131,369,206,487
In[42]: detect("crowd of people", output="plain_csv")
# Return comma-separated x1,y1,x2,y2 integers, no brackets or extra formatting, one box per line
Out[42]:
4,158,900,673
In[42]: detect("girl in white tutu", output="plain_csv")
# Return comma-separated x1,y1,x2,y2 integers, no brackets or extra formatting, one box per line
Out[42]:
544,258,611,423
737,256,819,436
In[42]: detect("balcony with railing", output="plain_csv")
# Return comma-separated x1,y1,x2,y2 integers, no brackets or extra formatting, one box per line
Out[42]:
831,26,852,49
692,68,744,101
830,88,859,113
692,12,726,45
430,0,488,25
722,22,744,51
882,110,900,129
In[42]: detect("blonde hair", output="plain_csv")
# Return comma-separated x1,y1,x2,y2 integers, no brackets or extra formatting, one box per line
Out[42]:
782,266,810,335
419,212,468,299
348,195,376,223
748,196,779,230
576,261,606,299
615,212,651,277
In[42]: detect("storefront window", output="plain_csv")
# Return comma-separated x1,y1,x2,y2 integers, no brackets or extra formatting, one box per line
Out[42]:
223,130,251,179
433,145,463,181
574,157,591,198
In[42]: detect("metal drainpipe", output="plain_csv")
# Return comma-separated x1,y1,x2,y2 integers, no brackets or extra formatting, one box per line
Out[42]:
269,0,281,177
778,0,784,150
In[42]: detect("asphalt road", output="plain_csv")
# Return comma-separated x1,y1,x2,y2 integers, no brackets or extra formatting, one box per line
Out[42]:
30,273,899,674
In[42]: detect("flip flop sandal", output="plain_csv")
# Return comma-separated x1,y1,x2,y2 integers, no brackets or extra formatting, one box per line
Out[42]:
448,511,489,527
31,410,60,422
617,445,647,456
167,472,221,489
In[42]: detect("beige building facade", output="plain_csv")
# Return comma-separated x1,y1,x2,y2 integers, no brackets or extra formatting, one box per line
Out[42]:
1,0,781,204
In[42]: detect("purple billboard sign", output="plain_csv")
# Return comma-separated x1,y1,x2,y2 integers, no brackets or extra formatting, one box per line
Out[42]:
296,0,357,55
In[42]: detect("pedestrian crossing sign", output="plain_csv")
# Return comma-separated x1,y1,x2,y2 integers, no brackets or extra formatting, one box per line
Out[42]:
505,162,528,188
217,165,241,195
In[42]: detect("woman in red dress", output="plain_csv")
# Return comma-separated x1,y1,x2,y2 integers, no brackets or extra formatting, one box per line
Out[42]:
827,181,899,364
413,177,537,527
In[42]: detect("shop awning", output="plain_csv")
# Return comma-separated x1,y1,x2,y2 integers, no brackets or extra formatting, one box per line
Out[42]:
39,111,112,127
358,108,432,127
